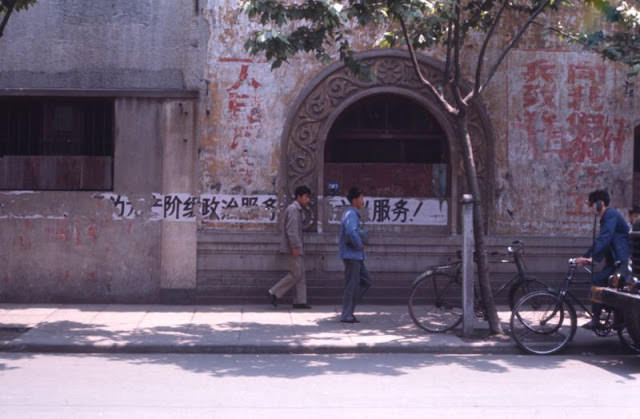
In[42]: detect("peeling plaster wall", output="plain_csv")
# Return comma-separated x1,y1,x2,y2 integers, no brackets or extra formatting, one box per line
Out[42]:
200,1,637,237
200,1,326,212
0,98,167,302
1,97,198,302
1,0,637,303
0,1,202,302
494,51,633,235
0,192,161,302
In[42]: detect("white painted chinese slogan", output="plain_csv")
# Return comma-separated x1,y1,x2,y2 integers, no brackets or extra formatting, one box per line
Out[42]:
101,194,447,225
327,197,448,226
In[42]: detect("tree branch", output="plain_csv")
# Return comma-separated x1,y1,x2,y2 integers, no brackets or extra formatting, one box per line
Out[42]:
398,15,458,115
473,0,508,97
443,19,453,93
452,1,465,110
468,0,551,102
0,0,17,39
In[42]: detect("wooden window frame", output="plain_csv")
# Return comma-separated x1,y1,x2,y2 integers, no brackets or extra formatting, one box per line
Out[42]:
0,97,114,191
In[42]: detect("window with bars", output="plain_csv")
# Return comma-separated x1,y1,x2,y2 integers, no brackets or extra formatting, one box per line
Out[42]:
0,97,114,190
324,94,448,198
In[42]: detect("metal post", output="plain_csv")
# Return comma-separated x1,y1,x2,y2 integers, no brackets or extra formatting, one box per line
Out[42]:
461,194,474,336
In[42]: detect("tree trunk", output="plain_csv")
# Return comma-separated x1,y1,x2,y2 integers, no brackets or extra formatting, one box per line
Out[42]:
456,112,503,335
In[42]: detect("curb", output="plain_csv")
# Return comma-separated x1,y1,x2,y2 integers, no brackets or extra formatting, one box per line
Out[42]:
0,342,520,355
0,341,632,355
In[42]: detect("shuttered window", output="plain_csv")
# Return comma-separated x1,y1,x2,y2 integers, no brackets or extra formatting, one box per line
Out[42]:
0,97,114,190
324,94,448,197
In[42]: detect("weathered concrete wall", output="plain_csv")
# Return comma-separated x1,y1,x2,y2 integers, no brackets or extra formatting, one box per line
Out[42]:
199,1,636,237
160,100,198,295
0,0,207,89
0,194,161,302
1,0,637,303
0,98,168,302
495,51,633,235
199,1,319,212
0,97,198,302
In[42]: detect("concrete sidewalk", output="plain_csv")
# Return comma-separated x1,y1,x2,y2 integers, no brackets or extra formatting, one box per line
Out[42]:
0,304,632,355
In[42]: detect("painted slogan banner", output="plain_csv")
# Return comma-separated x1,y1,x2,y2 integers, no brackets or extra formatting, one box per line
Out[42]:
327,197,448,226
102,193,278,223
100,194,448,225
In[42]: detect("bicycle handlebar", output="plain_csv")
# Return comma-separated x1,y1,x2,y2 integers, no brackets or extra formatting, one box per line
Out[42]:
568,257,592,274
507,240,524,254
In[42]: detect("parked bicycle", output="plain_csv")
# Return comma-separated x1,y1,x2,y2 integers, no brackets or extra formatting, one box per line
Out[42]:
408,240,546,333
510,258,639,355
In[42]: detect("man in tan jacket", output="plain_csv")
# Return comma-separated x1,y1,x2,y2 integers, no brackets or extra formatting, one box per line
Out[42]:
268,185,312,309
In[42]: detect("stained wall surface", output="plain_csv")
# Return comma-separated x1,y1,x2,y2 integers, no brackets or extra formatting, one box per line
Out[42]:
0,1,202,302
0,0,205,89
1,0,637,303
200,0,636,236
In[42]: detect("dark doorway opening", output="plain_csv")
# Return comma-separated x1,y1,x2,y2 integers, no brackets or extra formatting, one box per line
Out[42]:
324,94,448,197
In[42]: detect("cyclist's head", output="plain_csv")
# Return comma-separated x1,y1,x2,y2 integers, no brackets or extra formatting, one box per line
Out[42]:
588,189,610,208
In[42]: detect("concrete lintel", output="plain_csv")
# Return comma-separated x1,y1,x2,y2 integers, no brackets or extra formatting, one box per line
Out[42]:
0,88,199,99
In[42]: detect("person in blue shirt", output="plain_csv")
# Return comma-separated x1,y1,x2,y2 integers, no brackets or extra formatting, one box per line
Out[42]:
338,187,372,323
575,189,630,330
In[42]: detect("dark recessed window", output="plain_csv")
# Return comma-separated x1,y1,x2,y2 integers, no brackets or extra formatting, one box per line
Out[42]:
0,97,114,190
324,94,448,197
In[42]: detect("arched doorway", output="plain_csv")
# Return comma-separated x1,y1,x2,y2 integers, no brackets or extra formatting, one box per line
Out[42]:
280,49,495,233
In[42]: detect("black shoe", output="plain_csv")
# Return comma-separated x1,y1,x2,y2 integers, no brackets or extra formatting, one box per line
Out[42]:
581,320,601,331
340,317,360,323
292,304,312,309
268,291,277,308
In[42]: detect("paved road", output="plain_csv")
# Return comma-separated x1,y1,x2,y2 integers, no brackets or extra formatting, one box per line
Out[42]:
1,353,638,418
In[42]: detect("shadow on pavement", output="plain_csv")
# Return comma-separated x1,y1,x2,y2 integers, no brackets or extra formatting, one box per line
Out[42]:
0,318,637,379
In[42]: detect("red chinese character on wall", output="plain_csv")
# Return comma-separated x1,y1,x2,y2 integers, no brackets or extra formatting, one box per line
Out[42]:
226,64,262,121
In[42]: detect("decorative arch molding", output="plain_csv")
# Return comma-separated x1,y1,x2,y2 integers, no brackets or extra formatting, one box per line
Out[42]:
280,49,495,232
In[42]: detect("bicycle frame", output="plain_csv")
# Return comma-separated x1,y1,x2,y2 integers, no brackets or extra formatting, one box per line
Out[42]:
537,259,612,328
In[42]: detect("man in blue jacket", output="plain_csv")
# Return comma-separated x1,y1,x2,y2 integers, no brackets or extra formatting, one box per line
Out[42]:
339,187,372,323
575,189,630,330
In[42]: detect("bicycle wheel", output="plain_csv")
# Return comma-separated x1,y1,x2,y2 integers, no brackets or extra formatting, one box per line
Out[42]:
508,279,548,311
618,327,640,354
510,291,577,355
408,273,462,333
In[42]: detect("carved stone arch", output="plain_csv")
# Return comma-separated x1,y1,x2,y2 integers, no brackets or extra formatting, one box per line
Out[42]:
280,49,495,233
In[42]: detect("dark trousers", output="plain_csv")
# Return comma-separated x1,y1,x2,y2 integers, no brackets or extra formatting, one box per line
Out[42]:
341,259,372,321
591,265,616,320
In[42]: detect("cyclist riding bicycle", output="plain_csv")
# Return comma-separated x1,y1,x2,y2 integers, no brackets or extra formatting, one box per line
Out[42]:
574,189,630,330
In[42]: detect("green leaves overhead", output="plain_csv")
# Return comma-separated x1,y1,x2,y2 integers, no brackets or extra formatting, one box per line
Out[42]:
242,0,568,72
562,1,640,75
242,0,455,71
0,0,37,13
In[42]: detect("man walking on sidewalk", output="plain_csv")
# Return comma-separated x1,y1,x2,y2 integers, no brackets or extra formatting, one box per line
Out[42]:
339,187,372,323
268,185,312,309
